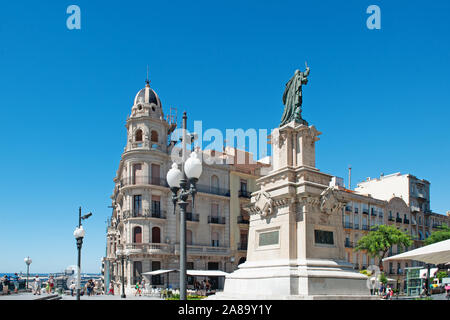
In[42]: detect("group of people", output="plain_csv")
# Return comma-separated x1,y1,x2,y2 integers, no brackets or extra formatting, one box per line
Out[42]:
2,274,21,295
32,275,54,295
193,279,211,292
69,279,100,296
379,284,395,299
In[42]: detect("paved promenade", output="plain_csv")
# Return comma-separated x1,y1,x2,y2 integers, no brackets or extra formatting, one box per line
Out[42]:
0,292,163,300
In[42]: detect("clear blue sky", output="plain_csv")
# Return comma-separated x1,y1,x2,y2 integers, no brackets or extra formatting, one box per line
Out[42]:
0,1,449,273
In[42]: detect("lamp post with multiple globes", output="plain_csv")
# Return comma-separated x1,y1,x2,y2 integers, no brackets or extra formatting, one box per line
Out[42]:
166,112,203,300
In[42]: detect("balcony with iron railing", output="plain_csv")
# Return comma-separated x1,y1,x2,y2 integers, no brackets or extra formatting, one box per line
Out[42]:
404,219,410,224
120,176,169,188
174,244,230,255
237,215,250,224
186,212,200,222
343,222,353,229
238,190,252,198
344,240,354,248
197,184,230,197
396,217,403,223
124,209,168,219
237,242,248,251
388,216,394,222
362,224,369,231
124,243,173,255
354,224,360,230
208,216,226,225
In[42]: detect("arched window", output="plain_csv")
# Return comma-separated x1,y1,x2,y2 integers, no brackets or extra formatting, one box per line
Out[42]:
152,226,161,243
151,130,158,143
419,230,424,240
135,129,143,142
133,226,142,243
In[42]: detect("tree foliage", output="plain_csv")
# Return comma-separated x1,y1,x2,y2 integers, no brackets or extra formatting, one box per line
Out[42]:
378,272,388,285
424,224,450,245
354,224,412,267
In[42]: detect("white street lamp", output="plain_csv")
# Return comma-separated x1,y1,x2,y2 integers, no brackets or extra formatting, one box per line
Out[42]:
24,257,32,291
74,207,92,301
166,163,183,189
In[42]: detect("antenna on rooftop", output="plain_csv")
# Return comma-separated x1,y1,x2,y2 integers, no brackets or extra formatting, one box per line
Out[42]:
348,165,352,190
145,65,150,86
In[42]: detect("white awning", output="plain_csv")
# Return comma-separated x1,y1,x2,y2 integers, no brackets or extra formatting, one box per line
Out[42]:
186,270,229,277
142,269,176,276
141,269,229,277
382,239,450,265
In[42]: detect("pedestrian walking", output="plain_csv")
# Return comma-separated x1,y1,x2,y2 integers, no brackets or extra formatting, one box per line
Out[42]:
420,282,427,297
108,282,114,295
2,275,10,295
69,280,76,296
33,275,41,295
135,282,141,296
445,284,450,300
48,276,55,293
13,273,20,294
141,279,146,294
383,285,391,299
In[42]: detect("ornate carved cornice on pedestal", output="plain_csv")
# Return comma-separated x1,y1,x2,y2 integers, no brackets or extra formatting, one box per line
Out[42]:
245,191,291,218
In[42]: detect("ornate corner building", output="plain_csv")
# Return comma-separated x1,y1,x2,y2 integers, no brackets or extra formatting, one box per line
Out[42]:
103,81,266,293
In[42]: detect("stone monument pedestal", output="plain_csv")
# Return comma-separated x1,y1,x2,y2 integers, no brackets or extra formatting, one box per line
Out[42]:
208,121,376,300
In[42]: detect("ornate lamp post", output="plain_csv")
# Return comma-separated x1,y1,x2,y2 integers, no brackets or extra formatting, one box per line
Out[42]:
24,256,32,291
73,207,92,300
166,112,203,300
115,249,128,298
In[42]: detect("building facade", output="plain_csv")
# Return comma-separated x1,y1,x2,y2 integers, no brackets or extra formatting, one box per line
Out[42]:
103,83,449,295
103,82,266,293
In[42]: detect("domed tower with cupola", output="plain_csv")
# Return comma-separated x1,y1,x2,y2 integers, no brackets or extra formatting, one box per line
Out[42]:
125,80,172,153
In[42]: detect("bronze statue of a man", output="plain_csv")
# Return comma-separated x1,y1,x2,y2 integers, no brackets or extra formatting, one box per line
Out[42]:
280,62,310,127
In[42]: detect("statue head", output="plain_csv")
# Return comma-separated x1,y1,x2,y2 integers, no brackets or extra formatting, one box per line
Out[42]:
295,69,301,75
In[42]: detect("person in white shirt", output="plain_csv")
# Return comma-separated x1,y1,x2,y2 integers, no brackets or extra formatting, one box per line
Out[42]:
33,276,41,295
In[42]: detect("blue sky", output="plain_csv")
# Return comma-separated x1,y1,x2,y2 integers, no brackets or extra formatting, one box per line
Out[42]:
0,1,449,273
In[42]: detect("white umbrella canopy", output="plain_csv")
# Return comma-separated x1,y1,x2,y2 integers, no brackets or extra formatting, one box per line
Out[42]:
383,239,450,265
369,276,396,282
